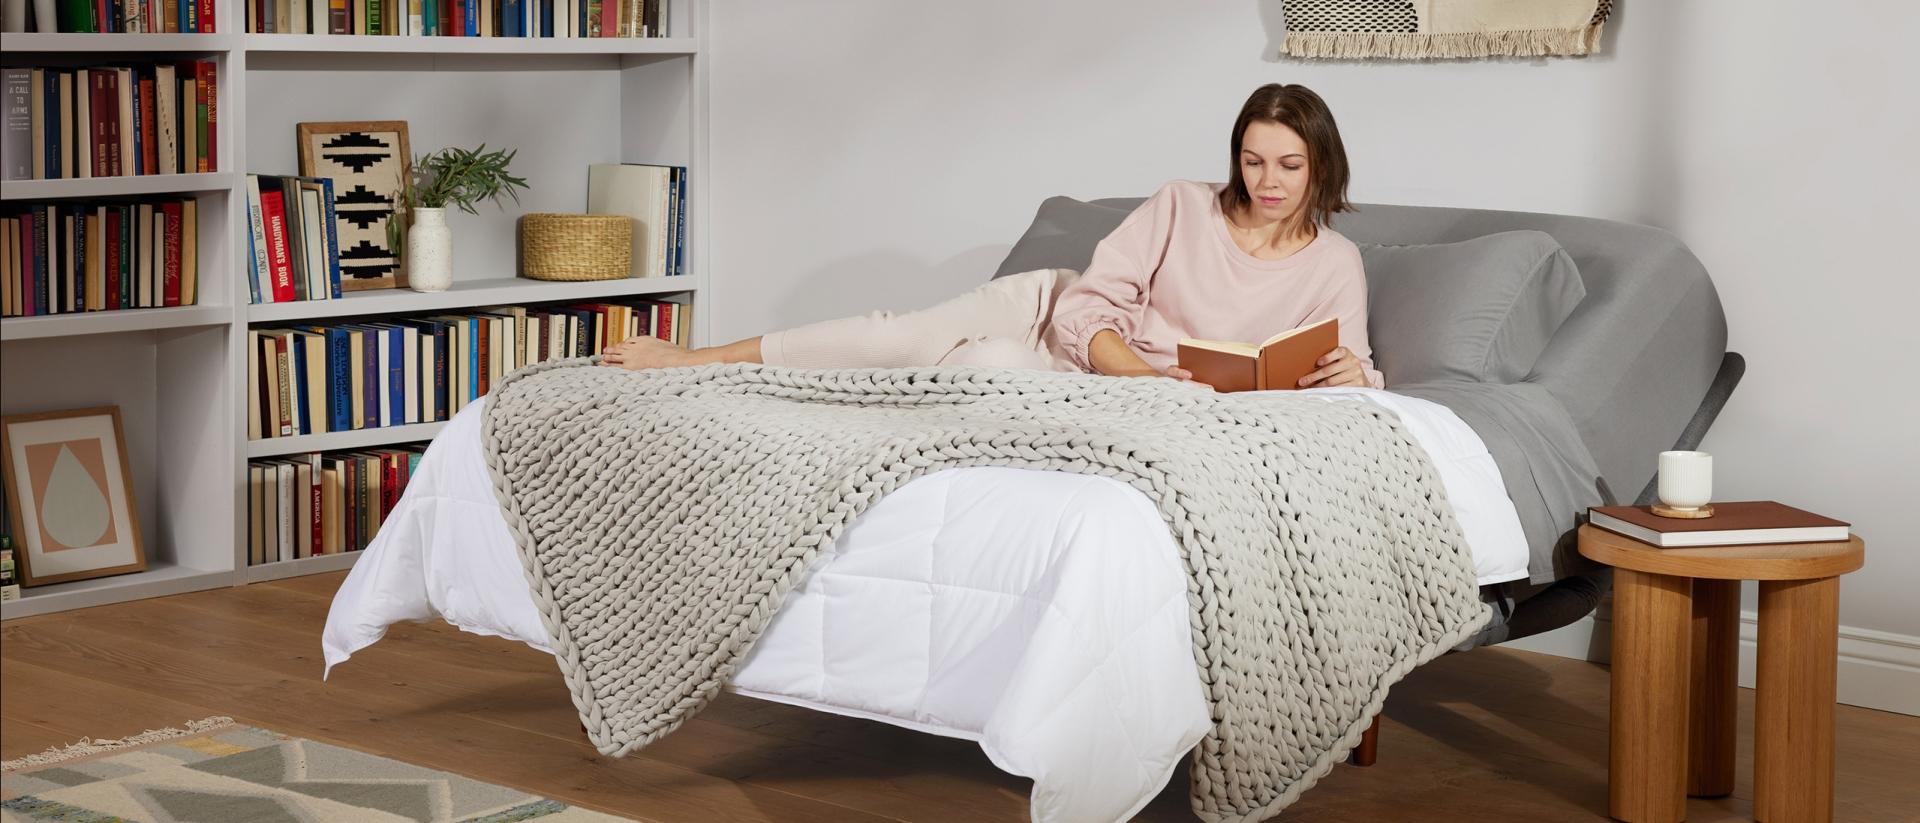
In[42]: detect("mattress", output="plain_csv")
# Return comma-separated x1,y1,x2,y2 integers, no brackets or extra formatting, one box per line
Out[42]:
322,386,1528,823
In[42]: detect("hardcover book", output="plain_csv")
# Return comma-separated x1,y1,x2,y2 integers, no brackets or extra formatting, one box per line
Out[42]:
1177,318,1339,393
1588,501,1850,548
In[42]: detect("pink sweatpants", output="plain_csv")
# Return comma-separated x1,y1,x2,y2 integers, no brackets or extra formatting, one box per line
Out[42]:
758,269,1083,372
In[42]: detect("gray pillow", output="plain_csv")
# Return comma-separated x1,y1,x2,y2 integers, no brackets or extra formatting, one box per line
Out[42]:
1361,230,1587,385
992,196,1136,279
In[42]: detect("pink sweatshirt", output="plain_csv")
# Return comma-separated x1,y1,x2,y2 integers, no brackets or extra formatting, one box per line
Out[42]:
1049,180,1385,389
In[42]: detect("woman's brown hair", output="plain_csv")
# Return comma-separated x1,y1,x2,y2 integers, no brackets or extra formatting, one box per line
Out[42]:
1217,84,1353,231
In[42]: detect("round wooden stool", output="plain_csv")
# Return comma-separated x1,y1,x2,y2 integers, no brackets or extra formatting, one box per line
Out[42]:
1578,524,1866,823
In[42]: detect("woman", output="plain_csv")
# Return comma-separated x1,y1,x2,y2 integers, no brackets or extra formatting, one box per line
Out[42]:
604,83,1383,390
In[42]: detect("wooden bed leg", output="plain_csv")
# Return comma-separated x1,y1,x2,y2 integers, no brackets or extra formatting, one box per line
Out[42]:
1348,716,1380,767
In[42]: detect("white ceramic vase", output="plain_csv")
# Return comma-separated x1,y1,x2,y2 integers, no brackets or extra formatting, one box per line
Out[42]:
406,207,453,293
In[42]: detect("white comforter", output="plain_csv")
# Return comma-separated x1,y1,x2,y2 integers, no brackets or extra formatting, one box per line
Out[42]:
323,387,1528,823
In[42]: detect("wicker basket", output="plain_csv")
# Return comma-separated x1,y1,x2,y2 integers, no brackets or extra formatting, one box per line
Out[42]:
520,213,633,281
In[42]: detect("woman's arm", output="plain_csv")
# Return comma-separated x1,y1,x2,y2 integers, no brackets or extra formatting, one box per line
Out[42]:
1087,329,1192,379
1050,186,1182,372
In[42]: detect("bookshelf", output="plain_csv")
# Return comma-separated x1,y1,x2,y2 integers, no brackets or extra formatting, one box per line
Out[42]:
0,0,710,619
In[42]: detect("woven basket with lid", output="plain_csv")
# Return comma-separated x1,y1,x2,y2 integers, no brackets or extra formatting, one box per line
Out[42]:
520,213,632,281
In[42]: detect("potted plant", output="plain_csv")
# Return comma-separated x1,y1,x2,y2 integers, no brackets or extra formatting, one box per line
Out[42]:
394,144,531,293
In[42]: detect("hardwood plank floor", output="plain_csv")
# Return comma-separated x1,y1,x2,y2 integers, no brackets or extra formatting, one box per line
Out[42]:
3,572,1916,822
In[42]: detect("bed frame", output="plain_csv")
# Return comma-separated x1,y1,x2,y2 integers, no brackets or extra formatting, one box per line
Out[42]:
993,197,1740,772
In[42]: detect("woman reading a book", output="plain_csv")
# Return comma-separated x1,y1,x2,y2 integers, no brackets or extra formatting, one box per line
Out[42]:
604,83,1383,390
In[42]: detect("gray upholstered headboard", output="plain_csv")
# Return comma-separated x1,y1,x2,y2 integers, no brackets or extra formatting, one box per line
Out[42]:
993,196,1735,583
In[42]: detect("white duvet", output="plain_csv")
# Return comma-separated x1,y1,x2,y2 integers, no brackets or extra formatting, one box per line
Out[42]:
323,387,1528,823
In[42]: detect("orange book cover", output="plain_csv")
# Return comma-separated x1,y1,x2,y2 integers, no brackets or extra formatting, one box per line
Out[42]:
1177,318,1339,393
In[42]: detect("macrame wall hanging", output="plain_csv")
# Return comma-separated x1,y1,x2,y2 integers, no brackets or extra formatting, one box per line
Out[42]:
1279,0,1612,59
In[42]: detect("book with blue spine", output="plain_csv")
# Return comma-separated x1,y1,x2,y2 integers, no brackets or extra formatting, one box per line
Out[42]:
117,203,132,308
313,326,352,432
318,177,343,298
72,205,84,312
674,166,687,276
31,207,48,314
39,70,58,179
467,316,481,403
349,325,379,429
384,324,405,427
127,77,143,175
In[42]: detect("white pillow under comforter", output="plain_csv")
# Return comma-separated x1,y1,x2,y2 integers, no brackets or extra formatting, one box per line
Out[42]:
322,387,1528,823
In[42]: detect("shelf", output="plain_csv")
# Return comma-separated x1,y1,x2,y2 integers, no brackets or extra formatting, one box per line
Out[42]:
0,563,232,621
1,305,232,341
1,172,240,201
245,276,696,324
241,34,696,55
243,550,362,583
0,32,235,53
248,420,448,458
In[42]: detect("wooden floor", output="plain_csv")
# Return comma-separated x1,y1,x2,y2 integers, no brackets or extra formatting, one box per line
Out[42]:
3,573,1917,822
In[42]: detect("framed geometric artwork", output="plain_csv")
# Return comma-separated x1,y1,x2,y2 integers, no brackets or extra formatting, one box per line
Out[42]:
297,120,412,291
1,407,146,587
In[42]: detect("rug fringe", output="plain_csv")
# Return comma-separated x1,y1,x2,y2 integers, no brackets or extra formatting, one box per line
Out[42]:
1,716,235,771
1283,25,1604,59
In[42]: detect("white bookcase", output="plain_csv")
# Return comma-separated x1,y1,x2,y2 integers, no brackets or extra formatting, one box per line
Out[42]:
0,1,709,619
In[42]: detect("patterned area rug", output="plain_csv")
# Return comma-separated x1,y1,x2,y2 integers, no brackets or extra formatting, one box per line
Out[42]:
1,717,629,822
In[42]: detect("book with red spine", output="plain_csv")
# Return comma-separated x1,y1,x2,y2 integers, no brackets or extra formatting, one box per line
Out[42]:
198,0,213,30
102,70,121,176
103,207,122,309
308,453,322,557
382,453,399,516
161,200,183,306
260,188,295,302
90,70,111,178
138,73,157,175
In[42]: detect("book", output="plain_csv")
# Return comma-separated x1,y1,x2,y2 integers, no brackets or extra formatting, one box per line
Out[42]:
1588,501,1850,548
1177,318,1339,393
587,162,675,278
2,69,29,180
180,197,197,304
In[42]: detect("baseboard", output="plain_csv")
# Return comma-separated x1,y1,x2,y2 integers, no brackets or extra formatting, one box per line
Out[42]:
1498,613,1920,717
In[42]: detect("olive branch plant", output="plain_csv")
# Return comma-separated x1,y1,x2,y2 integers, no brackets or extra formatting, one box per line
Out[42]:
386,144,532,256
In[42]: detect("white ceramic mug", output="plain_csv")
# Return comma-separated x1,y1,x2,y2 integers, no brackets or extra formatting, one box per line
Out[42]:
1658,450,1713,511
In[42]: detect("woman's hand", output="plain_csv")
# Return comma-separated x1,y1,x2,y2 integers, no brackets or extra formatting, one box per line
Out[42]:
1298,346,1368,388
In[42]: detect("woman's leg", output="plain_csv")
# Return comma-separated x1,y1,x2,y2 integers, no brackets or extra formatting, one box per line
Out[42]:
603,269,1070,370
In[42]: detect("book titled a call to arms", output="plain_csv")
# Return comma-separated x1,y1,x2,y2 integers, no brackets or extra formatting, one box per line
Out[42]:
1588,501,1849,548
1176,318,1338,393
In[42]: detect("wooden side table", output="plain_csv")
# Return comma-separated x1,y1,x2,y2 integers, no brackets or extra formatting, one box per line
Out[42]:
1577,524,1865,823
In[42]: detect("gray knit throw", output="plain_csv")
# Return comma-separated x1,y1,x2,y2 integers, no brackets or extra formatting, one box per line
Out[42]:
479,360,1486,822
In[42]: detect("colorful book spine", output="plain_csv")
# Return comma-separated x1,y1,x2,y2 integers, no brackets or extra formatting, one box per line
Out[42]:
318,178,343,299
261,187,293,302
199,60,216,172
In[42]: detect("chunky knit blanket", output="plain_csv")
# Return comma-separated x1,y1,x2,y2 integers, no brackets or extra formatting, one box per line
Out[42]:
479,360,1486,822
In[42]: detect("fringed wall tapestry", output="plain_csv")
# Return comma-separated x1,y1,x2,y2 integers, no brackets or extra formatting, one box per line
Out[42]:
1280,0,1611,59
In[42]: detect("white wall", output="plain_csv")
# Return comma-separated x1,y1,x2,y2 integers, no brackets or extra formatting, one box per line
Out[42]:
709,2,1920,639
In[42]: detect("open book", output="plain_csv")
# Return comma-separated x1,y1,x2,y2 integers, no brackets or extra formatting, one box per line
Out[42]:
1177,318,1339,393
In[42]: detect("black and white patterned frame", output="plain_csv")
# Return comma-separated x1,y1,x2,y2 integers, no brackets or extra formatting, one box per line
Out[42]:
296,120,412,291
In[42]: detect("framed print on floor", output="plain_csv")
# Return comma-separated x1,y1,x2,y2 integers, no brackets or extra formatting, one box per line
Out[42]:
1,407,146,587
297,120,413,291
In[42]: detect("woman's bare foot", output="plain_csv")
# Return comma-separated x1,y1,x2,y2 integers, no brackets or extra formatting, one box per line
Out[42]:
602,336,701,370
